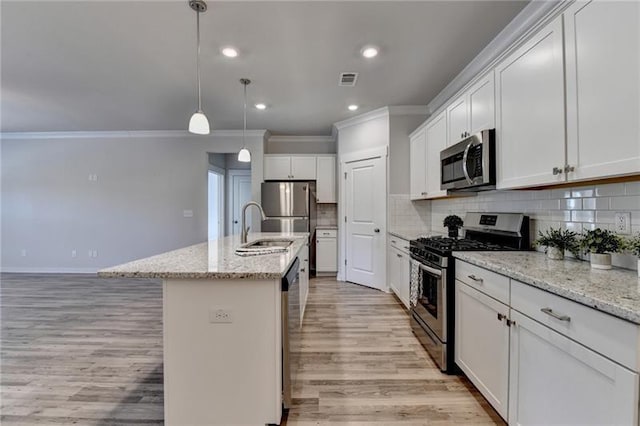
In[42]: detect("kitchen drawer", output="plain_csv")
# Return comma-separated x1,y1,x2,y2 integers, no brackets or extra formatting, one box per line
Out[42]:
389,236,410,253
511,279,640,371
455,261,510,305
316,229,337,238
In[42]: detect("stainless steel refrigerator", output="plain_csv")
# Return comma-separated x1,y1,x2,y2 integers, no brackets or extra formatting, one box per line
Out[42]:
261,181,316,234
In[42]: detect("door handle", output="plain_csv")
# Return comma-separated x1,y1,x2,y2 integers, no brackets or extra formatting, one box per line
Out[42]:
374,228,380,233
234,220,238,224
417,263,442,277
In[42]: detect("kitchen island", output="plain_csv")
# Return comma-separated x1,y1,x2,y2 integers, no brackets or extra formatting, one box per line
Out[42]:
99,232,309,426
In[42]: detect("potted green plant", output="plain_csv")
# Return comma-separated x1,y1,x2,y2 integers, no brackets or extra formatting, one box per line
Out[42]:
443,215,463,238
580,228,622,270
534,228,581,260
626,233,640,277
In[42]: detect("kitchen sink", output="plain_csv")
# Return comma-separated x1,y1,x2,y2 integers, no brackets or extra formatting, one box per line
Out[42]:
242,239,294,249
235,238,295,256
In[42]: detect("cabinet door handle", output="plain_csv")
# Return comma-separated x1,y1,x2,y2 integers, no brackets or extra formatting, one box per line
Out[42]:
552,167,564,175
541,308,571,322
564,165,575,173
468,274,483,283
391,240,397,244
497,313,505,321
396,253,402,258
301,268,306,272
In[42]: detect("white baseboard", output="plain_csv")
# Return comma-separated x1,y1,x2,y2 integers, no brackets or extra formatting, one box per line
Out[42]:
0,267,99,274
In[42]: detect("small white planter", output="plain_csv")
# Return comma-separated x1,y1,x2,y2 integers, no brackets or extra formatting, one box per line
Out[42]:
590,253,612,270
546,247,564,260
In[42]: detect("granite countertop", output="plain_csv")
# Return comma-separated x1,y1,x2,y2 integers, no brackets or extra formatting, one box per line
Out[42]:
98,233,308,280
454,251,640,324
388,229,430,241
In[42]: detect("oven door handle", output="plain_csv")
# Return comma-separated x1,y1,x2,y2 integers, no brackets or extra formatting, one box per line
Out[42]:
418,263,442,277
462,139,474,185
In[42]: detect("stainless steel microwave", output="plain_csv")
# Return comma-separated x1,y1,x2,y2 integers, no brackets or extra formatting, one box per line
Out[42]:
440,129,496,192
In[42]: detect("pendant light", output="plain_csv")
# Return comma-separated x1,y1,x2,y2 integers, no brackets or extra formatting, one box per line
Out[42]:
188,0,210,135
238,78,251,162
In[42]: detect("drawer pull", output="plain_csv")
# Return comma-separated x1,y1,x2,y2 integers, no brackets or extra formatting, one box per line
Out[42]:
541,307,571,322
468,274,483,283
391,240,397,244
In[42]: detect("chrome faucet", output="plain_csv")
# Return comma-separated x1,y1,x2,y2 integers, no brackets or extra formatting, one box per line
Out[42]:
241,201,267,244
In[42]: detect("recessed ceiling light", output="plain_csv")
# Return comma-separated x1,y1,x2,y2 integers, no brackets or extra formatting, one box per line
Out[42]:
361,46,378,58
255,103,267,110
348,104,359,111
221,47,239,58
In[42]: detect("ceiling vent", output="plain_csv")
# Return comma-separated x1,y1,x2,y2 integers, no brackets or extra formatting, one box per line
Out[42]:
339,72,358,87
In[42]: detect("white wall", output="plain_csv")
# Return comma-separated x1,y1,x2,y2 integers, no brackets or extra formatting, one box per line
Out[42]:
388,115,428,194
265,136,336,155
1,131,265,272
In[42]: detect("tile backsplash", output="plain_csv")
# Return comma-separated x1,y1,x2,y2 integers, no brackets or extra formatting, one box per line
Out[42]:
317,204,338,226
388,194,431,234
430,181,640,270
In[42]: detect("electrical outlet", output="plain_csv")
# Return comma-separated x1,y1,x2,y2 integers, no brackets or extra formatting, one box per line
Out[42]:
20,249,27,257
183,209,193,218
92,250,98,258
209,308,233,324
71,250,77,258
614,212,631,235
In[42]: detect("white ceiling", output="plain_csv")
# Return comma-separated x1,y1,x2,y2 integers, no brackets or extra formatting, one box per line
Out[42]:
1,1,527,135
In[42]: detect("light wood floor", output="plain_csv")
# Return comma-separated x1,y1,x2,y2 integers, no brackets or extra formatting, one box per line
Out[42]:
1,274,502,425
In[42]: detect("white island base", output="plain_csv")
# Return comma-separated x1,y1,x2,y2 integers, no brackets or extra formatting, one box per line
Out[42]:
163,278,283,425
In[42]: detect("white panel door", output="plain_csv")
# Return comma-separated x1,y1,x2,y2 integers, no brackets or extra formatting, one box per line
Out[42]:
290,156,317,180
455,281,509,420
345,156,386,290
509,310,639,426
316,156,336,203
409,128,427,200
496,16,566,189
468,71,495,134
264,156,292,180
425,111,448,199
564,0,640,181
230,175,252,235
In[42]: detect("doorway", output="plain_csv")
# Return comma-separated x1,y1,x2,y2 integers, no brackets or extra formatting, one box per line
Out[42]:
228,170,252,235
208,169,225,240
207,153,252,239
342,149,387,291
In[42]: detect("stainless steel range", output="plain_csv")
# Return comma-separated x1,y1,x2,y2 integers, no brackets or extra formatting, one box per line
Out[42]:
409,212,529,373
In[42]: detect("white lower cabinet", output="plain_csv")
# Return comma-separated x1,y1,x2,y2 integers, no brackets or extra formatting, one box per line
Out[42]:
315,230,337,274
455,281,509,420
299,243,309,323
509,310,639,426
388,237,410,309
455,260,640,425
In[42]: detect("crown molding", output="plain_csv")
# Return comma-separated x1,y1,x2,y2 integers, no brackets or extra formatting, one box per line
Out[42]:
387,105,429,116
333,105,428,131
0,129,269,141
427,0,567,115
333,106,390,130
268,135,335,144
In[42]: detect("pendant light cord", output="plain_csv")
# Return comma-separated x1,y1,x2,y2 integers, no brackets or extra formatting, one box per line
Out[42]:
243,82,247,146
196,10,202,111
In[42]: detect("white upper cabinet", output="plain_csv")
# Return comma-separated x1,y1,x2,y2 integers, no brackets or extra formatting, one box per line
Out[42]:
564,0,640,182
409,127,427,200
447,95,468,146
264,155,317,180
290,156,317,180
447,71,495,146
496,16,566,189
468,71,495,135
316,156,336,203
425,111,448,199
264,156,292,180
